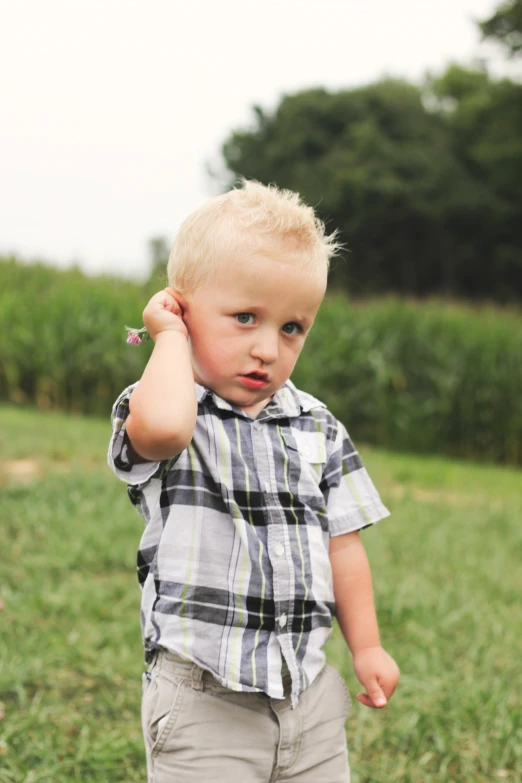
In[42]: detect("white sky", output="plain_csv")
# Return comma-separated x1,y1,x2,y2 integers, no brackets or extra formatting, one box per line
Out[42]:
0,0,511,279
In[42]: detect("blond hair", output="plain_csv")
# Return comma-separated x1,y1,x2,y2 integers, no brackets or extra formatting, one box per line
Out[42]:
167,179,341,292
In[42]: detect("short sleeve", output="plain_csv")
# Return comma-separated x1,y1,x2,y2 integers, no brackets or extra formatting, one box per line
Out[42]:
107,384,161,486
320,419,390,536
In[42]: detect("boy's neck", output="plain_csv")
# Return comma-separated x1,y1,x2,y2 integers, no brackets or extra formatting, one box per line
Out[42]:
238,394,274,419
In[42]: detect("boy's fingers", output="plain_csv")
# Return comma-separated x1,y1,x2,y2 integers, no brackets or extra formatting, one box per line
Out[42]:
163,287,177,302
163,288,185,315
149,290,181,316
363,680,387,708
160,289,178,306
356,692,387,708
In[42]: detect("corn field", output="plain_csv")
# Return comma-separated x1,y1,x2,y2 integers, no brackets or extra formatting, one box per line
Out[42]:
2,256,522,464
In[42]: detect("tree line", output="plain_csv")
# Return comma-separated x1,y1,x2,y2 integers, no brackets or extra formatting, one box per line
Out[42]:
215,1,522,301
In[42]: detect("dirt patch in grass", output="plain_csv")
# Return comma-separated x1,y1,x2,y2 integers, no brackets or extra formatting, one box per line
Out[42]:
2,459,41,484
389,483,489,507
1,457,100,486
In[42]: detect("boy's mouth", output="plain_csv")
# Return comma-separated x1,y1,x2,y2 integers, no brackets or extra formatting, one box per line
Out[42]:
239,371,269,390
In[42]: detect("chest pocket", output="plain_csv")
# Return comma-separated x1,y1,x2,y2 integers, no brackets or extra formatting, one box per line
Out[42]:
282,429,327,482
280,428,328,528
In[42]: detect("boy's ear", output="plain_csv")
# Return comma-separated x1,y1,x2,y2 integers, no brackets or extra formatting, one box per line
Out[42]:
165,287,189,315
175,292,189,313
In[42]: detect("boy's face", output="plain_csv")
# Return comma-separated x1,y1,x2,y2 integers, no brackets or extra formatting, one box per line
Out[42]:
182,251,326,418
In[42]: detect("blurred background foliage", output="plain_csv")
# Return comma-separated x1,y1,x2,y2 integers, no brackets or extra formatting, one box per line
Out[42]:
2,257,521,466
480,0,522,55
3,0,522,464
221,62,522,300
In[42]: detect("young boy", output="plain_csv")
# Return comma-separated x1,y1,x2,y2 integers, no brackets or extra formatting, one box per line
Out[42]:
108,180,399,782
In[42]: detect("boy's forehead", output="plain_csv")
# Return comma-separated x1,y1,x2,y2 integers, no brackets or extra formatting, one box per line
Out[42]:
222,249,325,284
213,255,326,313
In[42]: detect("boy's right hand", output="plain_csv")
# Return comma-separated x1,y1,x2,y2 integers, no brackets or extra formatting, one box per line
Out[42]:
142,288,188,341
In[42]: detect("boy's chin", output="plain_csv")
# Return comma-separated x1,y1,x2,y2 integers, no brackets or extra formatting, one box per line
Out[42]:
224,386,274,412
194,375,279,411
230,389,270,406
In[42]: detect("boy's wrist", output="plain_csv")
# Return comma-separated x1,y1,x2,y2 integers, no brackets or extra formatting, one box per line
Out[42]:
350,640,382,657
153,326,189,343
352,642,382,657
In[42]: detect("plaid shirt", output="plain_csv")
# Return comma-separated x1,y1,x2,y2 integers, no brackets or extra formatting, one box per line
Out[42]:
108,380,389,706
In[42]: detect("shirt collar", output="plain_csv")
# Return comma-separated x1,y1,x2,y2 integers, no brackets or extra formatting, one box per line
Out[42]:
195,379,325,421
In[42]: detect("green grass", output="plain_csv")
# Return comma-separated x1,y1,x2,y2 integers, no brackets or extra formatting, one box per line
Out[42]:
1,405,521,782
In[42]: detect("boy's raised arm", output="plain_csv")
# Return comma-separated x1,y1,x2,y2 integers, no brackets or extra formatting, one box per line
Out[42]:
126,288,197,461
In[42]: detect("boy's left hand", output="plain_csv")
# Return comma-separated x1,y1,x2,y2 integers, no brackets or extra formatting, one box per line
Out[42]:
352,646,400,708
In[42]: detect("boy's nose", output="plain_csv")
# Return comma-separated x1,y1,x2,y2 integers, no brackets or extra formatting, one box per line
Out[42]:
250,332,279,364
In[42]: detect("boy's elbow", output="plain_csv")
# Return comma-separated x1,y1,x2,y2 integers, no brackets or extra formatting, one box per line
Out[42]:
126,413,194,461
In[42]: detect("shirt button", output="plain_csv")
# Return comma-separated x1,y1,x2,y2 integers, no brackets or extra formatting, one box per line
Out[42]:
275,544,284,557
278,614,287,628
264,482,270,493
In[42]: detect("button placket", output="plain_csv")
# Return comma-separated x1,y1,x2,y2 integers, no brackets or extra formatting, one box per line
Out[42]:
252,420,290,645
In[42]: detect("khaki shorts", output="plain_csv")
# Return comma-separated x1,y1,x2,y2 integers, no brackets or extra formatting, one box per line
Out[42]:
142,650,351,783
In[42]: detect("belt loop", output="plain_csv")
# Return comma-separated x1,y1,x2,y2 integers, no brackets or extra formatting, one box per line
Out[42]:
191,663,204,692
148,650,159,675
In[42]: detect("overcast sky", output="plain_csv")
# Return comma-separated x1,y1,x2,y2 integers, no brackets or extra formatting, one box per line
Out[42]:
1,0,510,279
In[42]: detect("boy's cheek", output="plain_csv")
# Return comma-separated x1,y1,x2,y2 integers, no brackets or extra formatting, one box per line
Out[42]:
190,345,226,380
292,342,307,362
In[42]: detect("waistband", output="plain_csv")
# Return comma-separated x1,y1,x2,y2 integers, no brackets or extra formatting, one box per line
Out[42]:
149,648,292,697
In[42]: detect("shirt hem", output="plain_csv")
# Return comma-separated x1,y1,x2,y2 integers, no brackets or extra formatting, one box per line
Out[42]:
149,644,293,701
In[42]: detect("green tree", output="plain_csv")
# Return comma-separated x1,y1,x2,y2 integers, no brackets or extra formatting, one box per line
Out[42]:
480,0,522,56
219,64,522,301
221,81,491,296
428,65,522,298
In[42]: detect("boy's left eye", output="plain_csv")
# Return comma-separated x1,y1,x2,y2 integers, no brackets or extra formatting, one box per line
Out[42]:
235,313,255,325
282,322,302,335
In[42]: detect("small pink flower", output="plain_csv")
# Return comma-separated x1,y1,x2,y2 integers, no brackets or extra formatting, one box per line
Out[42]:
125,325,149,345
126,330,142,345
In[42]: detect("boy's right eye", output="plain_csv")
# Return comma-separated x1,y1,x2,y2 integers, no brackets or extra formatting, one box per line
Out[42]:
235,313,255,325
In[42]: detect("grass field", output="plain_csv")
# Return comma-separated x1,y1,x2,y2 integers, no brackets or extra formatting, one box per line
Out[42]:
1,405,521,782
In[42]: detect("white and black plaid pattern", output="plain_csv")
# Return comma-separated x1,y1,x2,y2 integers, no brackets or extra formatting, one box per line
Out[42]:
108,380,390,706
